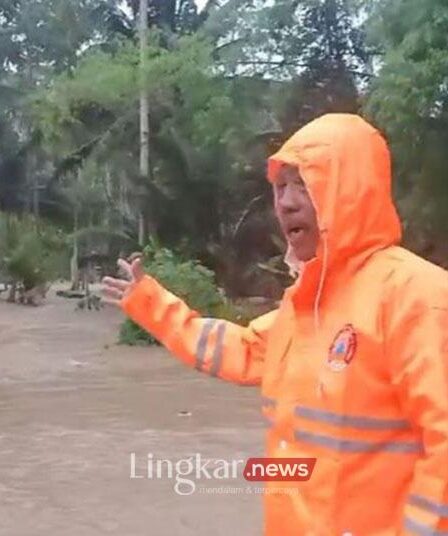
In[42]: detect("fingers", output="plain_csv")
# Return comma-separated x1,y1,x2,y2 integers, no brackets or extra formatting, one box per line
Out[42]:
117,258,133,280
102,285,125,301
101,296,122,307
102,276,129,291
131,258,145,282
101,256,145,306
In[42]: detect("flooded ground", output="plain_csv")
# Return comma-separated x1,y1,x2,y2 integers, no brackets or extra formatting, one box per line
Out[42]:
0,288,264,535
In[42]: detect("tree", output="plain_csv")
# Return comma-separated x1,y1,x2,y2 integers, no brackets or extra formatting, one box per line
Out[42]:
0,0,135,215
139,0,150,246
26,0,380,296
365,0,448,261
205,0,369,137
122,0,201,33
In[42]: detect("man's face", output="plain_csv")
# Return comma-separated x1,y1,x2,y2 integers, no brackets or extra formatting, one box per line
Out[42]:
273,165,320,262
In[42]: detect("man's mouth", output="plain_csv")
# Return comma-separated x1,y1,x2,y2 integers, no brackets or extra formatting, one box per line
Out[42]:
287,226,304,239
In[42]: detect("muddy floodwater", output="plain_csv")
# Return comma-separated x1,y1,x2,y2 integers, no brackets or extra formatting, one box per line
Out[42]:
0,289,265,535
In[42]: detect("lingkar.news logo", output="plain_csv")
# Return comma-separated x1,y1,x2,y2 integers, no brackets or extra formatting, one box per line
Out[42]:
130,453,316,495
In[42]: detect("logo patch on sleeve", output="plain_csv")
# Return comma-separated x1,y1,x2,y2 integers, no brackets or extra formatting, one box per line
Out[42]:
327,324,357,372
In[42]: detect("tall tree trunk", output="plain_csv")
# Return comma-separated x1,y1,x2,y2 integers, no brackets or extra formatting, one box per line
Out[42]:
70,209,80,291
138,0,149,247
104,165,113,226
32,178,40,218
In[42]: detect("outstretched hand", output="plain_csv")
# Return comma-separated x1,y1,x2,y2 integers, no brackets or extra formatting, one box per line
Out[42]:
101,257,145,307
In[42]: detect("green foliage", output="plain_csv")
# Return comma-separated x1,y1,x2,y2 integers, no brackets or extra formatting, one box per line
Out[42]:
119,239,272,345
119,317,158,346
30,28,264,276
119,241,228,345
365,0,448,240
2,0,446,306
0,0,132,213
143,242,224,313
0,213,68,290
210,0,369,80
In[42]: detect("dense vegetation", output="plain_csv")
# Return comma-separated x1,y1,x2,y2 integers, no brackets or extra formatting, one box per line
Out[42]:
1,0,446,312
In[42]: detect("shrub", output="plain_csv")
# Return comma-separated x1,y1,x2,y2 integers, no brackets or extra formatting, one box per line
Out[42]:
119,243,244,346
0,213,68,298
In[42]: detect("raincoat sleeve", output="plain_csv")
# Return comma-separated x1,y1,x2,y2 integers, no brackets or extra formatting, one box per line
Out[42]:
121,275,277,385
386,275,448,535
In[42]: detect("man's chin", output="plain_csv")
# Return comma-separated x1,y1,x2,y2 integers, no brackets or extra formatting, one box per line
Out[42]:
288,244,316,263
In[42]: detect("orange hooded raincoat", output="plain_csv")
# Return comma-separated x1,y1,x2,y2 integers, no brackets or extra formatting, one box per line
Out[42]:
122,114,448,535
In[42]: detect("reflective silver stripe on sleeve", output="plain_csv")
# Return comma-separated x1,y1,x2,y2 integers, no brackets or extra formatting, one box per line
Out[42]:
295,405,411,430
210,322,227,377
404,517,448,536
294,430,423,454
409,495,448,517
195,319,216,371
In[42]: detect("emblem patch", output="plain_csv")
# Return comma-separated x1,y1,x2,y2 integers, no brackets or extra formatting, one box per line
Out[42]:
328,324,357,372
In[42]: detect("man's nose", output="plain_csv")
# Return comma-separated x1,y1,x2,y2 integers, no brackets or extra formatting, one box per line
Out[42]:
278,184,300,212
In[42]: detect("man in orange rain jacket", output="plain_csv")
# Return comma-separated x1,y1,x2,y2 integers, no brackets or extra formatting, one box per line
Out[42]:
102,114,448,535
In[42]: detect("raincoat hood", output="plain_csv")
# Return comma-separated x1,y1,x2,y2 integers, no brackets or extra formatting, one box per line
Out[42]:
268,114,402,304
